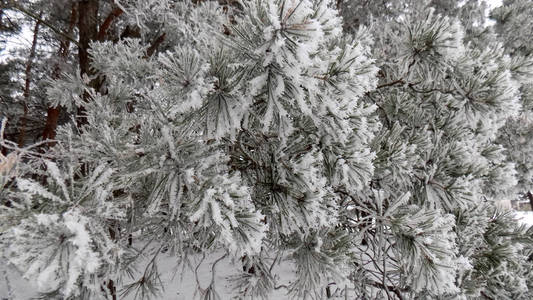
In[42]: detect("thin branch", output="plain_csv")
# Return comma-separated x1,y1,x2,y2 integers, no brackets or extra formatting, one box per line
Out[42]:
480,291,495,300
210,252,227,285
376,79,406,89
274,284,289,290
368,281,405,300
145,32,166,58
1,137,57,159
194,253,207,290
269,251,281,273
382,235,392,300
97,7,123,41
10,1,79,47
414,174,448,191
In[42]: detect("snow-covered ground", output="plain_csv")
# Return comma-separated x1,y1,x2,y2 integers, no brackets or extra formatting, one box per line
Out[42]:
3,211,533,299
1,249,350,300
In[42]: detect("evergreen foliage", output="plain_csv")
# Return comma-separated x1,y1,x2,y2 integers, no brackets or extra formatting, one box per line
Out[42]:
1,0,532,299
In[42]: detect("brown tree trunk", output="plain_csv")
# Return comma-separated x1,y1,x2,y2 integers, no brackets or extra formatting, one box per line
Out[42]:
17,16,41,147
77,0,99,76
42,4,78,143
527,191,533,211
76,0,100,128
0,6,4,29
42,107,61,141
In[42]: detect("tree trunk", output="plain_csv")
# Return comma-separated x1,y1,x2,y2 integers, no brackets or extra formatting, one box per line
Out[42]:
42,4,77,143
42,107,61,141
76,0,99,128
0,5,3,29
18,16,41,147
77,0,99,76
527,191,533,211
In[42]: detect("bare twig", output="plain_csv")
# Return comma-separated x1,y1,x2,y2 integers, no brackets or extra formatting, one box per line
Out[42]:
376,79,406,89
368,281,405,300
274,284,289,290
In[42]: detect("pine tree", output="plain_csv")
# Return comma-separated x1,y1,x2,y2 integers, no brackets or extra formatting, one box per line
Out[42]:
339,0,533,298
492,0,533,210
1,1,532,299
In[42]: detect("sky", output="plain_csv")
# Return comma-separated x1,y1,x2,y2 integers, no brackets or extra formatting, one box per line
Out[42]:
486,0,503,25
487,0,503,8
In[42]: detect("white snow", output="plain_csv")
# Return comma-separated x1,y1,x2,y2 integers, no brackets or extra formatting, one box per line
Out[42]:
515,211,533,227
2,207,532,299
1,249,357,299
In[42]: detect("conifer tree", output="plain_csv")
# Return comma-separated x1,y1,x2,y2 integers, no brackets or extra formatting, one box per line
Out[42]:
492,0,533,210
340,0,533,298
1,1,532,299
